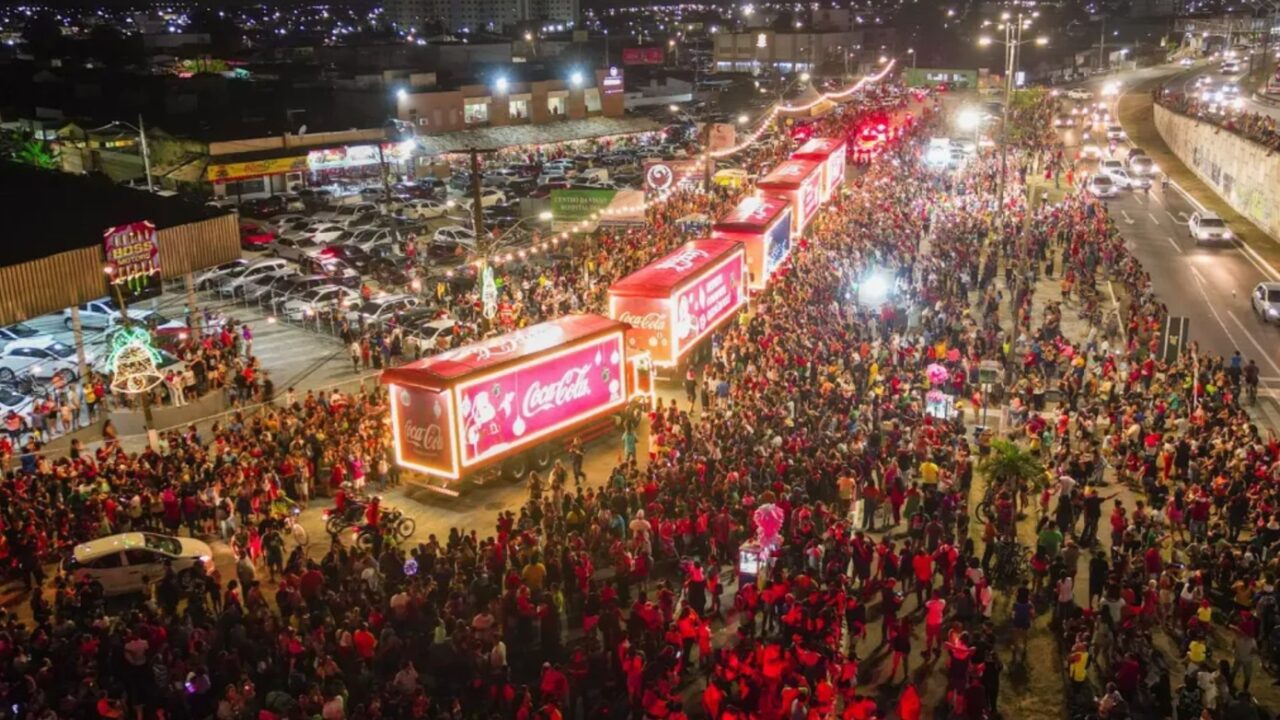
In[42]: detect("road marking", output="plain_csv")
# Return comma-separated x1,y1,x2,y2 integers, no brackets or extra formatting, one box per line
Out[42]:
1228,310,1280,377
1165,237,1183,254
1120,209,1136,225
1131,193,1145,206
1149,190,1164,206
1149,212,1161,225
1190,266,1241,349
1166,211,1189,225
1178,211,1191,221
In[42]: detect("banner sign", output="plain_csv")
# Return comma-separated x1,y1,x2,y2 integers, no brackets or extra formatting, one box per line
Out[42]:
104,220,162,302
206,156,307,182
550,188,618,222
623,47,666,65
643,160,701,196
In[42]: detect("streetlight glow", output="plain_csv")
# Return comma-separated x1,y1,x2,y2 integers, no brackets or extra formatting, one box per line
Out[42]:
396,88,407,100
957,108,981,131
495,76,508,93
978,36,993,46
1035,36,1049,45
738,114,749,124
570,71,583,88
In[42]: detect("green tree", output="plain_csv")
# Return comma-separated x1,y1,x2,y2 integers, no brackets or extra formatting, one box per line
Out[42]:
978,439,1046,490
2,129,61,170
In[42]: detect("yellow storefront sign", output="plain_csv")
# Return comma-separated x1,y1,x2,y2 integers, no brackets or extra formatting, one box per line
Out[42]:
206,156,308,182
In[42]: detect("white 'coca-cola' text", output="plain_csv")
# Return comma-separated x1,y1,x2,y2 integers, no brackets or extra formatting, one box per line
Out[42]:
403,420,444,454
618,311,667,331
522,365,593,418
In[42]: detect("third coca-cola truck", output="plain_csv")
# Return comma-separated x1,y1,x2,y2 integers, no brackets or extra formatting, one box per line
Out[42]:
607,239,748,369
382,314,646,493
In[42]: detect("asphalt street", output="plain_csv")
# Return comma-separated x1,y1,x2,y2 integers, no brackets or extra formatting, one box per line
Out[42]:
1059,68,1280,420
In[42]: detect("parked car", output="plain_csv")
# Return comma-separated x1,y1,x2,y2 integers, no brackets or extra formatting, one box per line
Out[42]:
242,272,297,304
1189,212,1233,244
63,532,213,596
217,258,292,298
269,235,330,263
305,224,351,245
266,275,331,312
319,244,376,273
297,255,362,289
282,285,361,321
354,294,419,325
62,299,182,332
347,228,398,252
404,318,457,356
240,195,289,217
367,257,412,287
434,225,477,248
402,198,451,220
0,322,43,345
0,337,89,385
314,202,380,223
240,222,275,250
195,259,249,290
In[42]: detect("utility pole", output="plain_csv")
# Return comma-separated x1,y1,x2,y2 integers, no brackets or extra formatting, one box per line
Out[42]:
469,148,485,241
1098,16,1106,72
137,114,155,193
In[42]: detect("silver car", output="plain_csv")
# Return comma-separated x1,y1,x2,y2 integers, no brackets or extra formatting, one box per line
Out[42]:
1252,283,1280,323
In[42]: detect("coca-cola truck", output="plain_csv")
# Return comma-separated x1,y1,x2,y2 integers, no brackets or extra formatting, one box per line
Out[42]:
382,314,646,494
607,239,748,369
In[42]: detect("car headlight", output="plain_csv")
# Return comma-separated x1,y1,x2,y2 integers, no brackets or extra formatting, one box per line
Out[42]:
1223,231,1233,239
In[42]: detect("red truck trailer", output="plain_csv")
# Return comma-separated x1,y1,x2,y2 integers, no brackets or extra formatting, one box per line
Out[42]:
382,313,645,493
755,159,823,237
711,196,794,292
607,239,748,369
790,137,848,202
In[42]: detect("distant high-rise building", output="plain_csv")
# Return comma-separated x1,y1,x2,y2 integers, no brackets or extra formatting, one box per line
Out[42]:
388,0,578,34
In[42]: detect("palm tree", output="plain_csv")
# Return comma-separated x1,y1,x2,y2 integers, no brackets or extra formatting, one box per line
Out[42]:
978,439,1046,492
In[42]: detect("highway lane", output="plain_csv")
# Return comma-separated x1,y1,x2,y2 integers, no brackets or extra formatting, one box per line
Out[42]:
1053,71,1280,396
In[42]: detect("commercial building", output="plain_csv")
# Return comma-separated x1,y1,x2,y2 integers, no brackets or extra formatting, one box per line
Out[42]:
394,67,625,132
712,29,894,74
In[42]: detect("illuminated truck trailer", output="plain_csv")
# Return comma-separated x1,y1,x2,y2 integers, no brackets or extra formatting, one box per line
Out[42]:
608,239,748,368
790,137,848,202
711,195,794,291
755,158,823,237
382,314,632,492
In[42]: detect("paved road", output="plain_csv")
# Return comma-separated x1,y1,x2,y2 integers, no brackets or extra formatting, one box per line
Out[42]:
1059,68,1280,430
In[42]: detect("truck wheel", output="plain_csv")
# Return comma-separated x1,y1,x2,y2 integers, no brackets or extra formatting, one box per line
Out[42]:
530,443,553,472
503,454,529,482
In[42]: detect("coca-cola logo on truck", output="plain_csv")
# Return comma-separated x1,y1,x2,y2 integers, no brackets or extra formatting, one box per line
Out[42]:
398,388,446,457
403,421,444,453
655,248,709,273
618,311,667,331
523,365,594,418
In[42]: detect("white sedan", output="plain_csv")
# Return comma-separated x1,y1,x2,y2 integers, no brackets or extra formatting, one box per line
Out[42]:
1087,174,1118,198
402,199,451,220
434,225,477,248
0,338,89,385
63,532,213,596
1066,88,1094,101
282,285,361,321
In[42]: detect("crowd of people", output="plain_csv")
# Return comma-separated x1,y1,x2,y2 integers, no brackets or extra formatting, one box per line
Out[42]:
0,81,1277,720
1155,86,1280,152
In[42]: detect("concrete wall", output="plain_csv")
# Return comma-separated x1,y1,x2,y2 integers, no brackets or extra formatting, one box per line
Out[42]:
1153,104,1280,241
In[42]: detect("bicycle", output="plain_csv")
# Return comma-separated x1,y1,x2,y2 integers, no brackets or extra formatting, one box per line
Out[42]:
990,540,1029,590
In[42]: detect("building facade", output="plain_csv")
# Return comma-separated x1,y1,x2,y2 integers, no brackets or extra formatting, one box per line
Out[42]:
394,69,623,133
712,30,870,74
